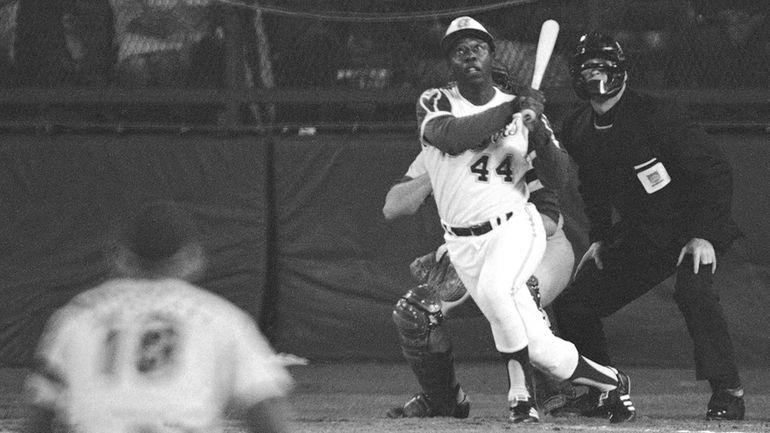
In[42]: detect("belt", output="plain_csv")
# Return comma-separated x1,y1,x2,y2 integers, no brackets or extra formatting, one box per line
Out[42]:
444,212,514,237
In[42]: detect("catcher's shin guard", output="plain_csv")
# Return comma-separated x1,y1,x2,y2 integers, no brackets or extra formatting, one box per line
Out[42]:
390,286,468,418
527,276,554,328
392,285,446,353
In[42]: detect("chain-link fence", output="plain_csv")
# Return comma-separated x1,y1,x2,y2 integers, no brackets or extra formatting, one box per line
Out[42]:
0,0,767,129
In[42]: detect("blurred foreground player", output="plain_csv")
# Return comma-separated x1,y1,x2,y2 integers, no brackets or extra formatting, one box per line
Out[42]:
553,32,745,420
24,200,294,433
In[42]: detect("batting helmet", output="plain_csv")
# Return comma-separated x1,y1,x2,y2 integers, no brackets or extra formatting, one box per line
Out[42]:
441,16,495,57
569,32,627,100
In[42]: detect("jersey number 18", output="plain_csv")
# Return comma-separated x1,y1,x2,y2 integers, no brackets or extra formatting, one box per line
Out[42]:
101,315,181,378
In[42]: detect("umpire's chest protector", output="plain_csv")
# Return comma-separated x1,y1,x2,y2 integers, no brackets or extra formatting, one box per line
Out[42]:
564,96,688,229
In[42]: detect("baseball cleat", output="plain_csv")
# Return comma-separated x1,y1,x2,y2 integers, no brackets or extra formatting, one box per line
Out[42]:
549,385,606,417
598,368,636,423
386,385,470,419
508,398,540,424
706,389,745,421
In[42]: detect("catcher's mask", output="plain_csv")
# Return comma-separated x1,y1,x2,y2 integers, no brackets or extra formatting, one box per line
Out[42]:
569,32,627,100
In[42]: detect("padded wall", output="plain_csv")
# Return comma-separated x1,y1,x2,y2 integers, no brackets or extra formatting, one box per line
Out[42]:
1,132,768,368
0,133,270,366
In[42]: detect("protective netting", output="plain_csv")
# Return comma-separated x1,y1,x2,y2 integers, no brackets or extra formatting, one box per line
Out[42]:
111,0,216,87
0,0,767,125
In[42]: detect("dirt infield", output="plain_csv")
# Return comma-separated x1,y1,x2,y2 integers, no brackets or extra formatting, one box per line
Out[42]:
2,363,769,432
285,361,770,433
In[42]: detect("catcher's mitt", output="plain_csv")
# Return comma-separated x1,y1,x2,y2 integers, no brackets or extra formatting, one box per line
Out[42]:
409,246,468,303
409,250,436,285
428,250,467,302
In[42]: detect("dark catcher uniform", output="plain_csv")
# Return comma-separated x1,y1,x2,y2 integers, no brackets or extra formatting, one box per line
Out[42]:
553,88,743,391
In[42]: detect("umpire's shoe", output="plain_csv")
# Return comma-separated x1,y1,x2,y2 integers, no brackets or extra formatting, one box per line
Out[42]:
386,385,470,418
508,398,539,424
598,368,636,423
706,389,745,421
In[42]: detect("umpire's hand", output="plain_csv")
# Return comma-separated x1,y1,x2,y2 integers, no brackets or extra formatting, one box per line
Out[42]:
677,237,716,274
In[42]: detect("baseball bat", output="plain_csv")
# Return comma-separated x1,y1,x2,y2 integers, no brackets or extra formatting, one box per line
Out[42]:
522,19,560,122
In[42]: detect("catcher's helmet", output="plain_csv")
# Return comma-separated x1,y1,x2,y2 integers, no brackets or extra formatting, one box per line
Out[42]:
569,32,627,99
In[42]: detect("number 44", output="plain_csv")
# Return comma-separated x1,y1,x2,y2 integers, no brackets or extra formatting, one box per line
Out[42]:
470,154,514,182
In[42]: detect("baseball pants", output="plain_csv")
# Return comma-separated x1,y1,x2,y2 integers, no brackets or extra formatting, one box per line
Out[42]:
445,203,579,379
553,228,741,387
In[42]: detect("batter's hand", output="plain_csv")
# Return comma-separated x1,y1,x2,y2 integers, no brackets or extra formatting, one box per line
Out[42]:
677,237,716,274
517,86,545,125
575,241,604,278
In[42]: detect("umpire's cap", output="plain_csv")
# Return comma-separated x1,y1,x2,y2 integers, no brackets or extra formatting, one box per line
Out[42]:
441,16,495,56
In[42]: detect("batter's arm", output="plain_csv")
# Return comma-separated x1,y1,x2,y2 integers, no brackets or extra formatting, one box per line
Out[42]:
424,105,516,154
527,115,571,189
383,174,433,220
418,89,518,154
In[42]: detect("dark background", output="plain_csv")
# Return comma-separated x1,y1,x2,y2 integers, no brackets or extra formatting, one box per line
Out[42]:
0,1,768,368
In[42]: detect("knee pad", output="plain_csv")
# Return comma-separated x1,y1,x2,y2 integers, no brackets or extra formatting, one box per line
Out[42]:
393,285,448,353
392,287,459,401
526,276,542,308
526,276,553,328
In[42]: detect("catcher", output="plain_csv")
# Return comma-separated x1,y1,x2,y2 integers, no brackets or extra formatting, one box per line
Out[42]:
383,154,578,419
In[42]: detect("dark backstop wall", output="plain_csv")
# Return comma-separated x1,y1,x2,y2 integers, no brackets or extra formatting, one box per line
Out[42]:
1,132,768,368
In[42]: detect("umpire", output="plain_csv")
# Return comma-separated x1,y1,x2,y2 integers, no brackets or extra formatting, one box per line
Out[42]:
552,32,745,420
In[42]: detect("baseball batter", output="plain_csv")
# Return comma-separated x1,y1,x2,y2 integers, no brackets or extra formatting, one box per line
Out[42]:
24,201,294,433
408,16,636,423
384,150,577,420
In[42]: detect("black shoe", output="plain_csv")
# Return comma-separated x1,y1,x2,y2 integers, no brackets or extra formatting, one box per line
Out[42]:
598,368,636,423
453,386,471,418
549,385,605,417
706,390,745,421
508,398,540,424
387,385,470,419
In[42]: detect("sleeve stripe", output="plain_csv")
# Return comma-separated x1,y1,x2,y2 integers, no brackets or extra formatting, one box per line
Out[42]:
525,168,539,184
418,88,454,146
528,178,544,192
541,114,560,148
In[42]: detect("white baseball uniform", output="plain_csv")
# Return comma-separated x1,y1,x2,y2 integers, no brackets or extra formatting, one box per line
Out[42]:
414,83,579,379
25,278,293,433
